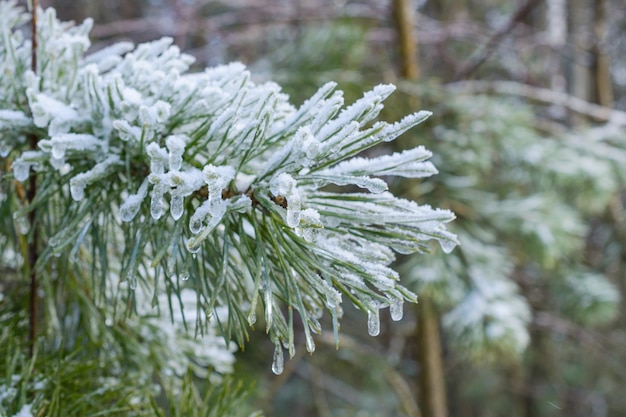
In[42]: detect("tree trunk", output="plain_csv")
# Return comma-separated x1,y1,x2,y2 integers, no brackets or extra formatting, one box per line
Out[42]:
591,0,613,107
417,298,448,417
392,3,447,416
393,0,419,81
569,0,593,123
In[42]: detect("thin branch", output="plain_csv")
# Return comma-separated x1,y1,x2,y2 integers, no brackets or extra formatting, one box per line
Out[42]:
443,80,626,125
453,0,544,80
28,0,39,359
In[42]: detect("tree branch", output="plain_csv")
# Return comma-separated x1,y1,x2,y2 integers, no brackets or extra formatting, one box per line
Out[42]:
443,80,626,125
453,0,544,80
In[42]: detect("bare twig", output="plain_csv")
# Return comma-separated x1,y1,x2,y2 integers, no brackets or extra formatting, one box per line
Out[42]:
453,0,544,80
443,80,626,125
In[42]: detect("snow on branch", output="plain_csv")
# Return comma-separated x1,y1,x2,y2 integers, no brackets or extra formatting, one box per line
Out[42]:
1,2,457,372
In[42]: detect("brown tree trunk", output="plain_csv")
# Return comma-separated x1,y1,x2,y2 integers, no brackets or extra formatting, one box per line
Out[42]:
392,3,446,416
417,298,448,417
393,0,419,81
591,0,613,107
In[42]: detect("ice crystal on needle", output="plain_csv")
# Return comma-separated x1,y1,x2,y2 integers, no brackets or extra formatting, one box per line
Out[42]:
1,3,457,362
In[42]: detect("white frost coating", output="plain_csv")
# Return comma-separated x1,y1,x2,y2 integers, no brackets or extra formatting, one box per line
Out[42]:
27,91,80,129
12,157,35,182
319,146,437,179
69,155,120,201
367,308,380,336
120,179,150,222
303,174,388,194
146,142,168,174
203,165,235,193
38,133,103,162
380,111,432,143
318,84,395,141
113,119,142,142
166,135,186,171
0,109,30,126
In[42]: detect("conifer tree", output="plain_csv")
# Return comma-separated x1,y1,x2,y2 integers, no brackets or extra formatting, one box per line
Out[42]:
0,3,457,414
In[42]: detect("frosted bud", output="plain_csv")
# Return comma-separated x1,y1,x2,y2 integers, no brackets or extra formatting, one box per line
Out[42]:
166,135,186,171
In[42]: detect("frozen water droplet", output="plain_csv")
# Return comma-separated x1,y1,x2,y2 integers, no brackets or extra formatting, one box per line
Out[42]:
120,204,139,222
51,144,65,160
70,180,85,201
367,309,380,336
49,235,60,247
13,161,30,182
151,194,163,220
0,142,9,157
390,298,404,321
14,215,30,235
271,342,284,375
181,272,190,281
286,205,300,228
170,193,184,220
187,237,202,254
105,318,113,327
189,217,203,234
128,275,137,290
248,310,257,326
439,238,457,254
305,332,316,353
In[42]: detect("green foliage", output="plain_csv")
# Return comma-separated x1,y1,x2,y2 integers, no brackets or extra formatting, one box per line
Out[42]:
0,2,456,415
402,94,624,362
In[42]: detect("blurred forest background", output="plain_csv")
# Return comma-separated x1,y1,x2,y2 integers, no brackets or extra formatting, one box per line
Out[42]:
25,0,626,416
